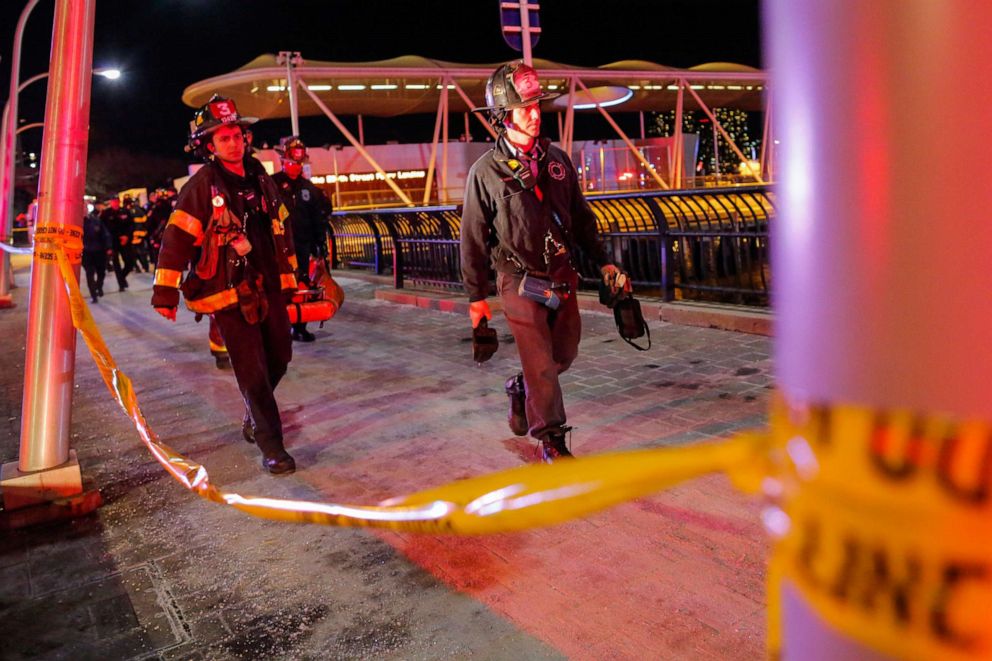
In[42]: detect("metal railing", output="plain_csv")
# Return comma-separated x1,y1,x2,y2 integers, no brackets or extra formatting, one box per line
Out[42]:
329,185,773,306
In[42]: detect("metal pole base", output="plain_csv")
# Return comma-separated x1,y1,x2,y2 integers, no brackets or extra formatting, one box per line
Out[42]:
1,449,84,511
0,293,13,309
0,489,101,531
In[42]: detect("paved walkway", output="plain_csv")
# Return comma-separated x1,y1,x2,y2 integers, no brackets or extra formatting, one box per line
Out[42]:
0,260,773,660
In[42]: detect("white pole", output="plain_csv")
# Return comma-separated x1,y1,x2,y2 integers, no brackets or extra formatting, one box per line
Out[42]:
18,0,96,473
281,51,301,137
519,0,532,66
0,0,43,307
767,1,992,657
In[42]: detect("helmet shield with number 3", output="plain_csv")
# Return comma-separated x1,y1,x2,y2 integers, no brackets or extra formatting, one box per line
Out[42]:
186,94,257,157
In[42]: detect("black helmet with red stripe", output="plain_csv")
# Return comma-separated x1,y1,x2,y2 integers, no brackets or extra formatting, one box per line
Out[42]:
186,94,257,159
275,136,309,164
474,61,559,128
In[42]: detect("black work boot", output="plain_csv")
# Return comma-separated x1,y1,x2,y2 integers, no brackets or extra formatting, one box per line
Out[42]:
214,352,232,370
242,415,255,444
292,327,316,342
504,372,528,436
540,428,573,464
262,450,296,476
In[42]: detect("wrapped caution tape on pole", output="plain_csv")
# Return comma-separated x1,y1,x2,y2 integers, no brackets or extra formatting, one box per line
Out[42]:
764,1,992,658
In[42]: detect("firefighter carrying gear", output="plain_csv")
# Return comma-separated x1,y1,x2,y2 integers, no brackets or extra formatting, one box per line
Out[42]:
286,258,344,325
151,159,297,316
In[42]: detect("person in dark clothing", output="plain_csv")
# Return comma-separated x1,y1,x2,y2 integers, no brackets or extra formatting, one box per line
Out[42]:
100,196,135,291
146,188,176,266
82,203,113,303
271,136,334,342
460,61,627,463
127,196,151,273
151,95,299,476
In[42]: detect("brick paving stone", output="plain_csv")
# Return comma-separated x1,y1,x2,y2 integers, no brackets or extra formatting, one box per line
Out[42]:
0,265,774,660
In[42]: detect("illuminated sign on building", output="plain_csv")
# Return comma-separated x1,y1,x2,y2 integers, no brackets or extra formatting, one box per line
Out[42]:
312,169,427,185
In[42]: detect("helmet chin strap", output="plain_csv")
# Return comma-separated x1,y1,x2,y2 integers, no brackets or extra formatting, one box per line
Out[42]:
503,120,538,150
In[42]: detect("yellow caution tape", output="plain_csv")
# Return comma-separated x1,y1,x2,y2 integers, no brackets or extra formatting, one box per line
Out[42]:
48,243,992,659
49,244,768,531
766,399,992,660
34,223,82,264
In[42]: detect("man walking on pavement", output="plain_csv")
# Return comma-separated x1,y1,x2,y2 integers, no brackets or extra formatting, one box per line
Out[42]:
271,136,334,343
460,61,628,463
100,196,135,291
82,202,113,303
151,95,299,475
128,195,151,273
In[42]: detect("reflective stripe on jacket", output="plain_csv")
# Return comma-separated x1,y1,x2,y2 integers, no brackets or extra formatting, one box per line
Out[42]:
151,159,297,313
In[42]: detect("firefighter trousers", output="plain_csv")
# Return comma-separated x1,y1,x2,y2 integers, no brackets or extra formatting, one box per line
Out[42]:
81,250,106,301
213,289,293,456
496,270,581,440
111,244,135,289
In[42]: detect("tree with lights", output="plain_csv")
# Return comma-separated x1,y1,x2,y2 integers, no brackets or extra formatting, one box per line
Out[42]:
650,109,761,176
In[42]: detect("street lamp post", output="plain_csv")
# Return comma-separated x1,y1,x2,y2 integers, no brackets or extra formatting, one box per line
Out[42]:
0,67,120,305
0,0,98,513
277,51,302,137
15,123,45,136
0,0,43,308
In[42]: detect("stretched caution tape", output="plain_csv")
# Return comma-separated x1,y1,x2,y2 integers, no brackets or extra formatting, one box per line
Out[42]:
0,240,34,255
47,244,992,659
49,244,769,531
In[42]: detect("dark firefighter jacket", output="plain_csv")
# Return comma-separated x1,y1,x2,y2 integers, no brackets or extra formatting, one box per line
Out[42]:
271,171,333,262
130,207,148,245
100,206,133,244
151,158,297,315
459,136,610,302
82,213,113,253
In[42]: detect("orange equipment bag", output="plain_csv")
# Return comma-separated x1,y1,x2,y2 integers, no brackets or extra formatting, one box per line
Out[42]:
286,259,344,325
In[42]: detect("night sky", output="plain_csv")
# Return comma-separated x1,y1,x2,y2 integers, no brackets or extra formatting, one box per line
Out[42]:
1,0,762,161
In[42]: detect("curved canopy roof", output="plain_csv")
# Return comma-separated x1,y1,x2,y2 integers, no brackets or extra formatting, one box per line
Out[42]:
182,54,767,119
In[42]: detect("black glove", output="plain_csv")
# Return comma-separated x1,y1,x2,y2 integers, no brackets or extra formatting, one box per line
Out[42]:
472,317,499,364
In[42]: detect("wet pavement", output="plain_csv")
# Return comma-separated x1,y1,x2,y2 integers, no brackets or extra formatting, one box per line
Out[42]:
0,258,773,660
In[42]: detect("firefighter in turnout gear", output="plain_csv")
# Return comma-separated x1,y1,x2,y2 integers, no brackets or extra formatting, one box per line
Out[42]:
100,196,135,291
127,196,151,273
271,136,334,343
146,188,176,265
151,95,299,475
460,61,627,463
209,316,231,369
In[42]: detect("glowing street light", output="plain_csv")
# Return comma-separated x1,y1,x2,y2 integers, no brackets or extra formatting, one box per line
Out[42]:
95,67,121,80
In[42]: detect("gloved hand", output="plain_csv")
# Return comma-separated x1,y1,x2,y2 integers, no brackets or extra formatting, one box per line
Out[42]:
155,306,177,322
469,299,492,329
601,264,632,294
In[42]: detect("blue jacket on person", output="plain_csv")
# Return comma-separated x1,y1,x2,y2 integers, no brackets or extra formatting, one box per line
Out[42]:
83,212,113,253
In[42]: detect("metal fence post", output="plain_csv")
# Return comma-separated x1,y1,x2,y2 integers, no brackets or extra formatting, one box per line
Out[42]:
383,218,402,287
645,197,675,301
